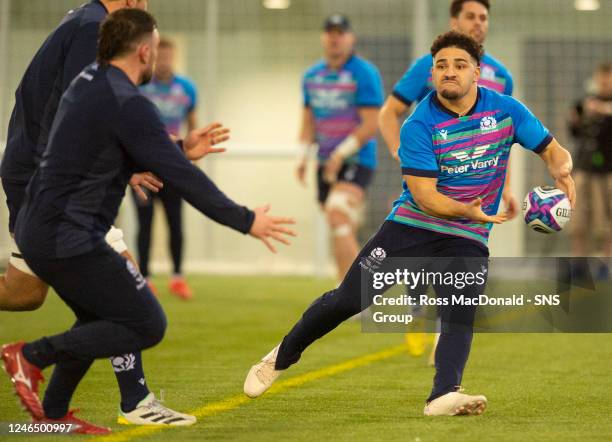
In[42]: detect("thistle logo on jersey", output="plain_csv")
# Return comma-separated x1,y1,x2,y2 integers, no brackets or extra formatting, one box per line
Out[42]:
439,129,448,140
111,354,136,373
480,116,497,131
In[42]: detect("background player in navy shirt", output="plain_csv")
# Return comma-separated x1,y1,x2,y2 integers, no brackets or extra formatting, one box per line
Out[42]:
245,31,575,418
297,14,384,281
0,1,156,310
0,0,200,430
1,9,295,434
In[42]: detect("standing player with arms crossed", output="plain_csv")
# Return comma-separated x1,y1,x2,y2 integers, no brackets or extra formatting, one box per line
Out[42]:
245,31,575,417
297,14,384,281
0,0,204,429
379,0,519,358
1,9,294,434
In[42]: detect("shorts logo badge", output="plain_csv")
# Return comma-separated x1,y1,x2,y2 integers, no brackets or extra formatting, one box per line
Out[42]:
360,247,387,274
370,247,387,260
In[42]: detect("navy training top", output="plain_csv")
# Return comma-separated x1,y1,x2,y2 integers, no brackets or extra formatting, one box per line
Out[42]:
15,63,254,259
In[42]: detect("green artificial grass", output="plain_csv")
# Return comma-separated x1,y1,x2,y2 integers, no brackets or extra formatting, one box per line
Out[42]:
1,275,610,441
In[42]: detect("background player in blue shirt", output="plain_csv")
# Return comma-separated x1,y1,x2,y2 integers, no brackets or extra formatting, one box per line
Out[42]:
380,0,513,159
137,37,199,299
0,0,199,431
297,14,384,281
245,31,575,418
2,10,295,433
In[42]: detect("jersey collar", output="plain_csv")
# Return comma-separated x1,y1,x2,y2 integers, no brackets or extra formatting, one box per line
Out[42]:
93,0,109,14
433,87,481,119
150,74,176,87
326,52,355,71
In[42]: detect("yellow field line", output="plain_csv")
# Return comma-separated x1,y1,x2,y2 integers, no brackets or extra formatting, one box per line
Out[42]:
98,344,406,442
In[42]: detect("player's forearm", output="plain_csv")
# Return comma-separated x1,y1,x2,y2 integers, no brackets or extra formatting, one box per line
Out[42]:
298,110,316,160
350,121,378,145
177,167,255,234
378,105,402,158
299,108,315,144
331,109,379,160
186,111,198,132
503,156,512,191
129,141,255,233
412,188,470,219
299,124,314,145
352,107,379,145
539,139,573,181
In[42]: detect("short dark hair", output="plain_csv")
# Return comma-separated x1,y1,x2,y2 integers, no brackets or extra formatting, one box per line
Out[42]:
158,37,175,50
97,9,157,65
595,61,612,74
450,0,490,18
431,31,484,65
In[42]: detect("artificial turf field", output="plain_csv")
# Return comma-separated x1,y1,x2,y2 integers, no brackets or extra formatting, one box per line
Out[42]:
1,275,611,441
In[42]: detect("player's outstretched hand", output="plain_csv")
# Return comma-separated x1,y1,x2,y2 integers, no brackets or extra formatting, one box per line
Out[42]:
465,198,508,224
130,172,163,201
183,122,230,161
249,204,297,253
323,153,343,184
554,170,576,209
501,188,520,220
391,149,400,163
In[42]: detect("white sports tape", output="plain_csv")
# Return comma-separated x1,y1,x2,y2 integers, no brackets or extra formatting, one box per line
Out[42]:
105,226,128,254
298,141,317,159
333,224,353,237
8,236,36,276
334,134,360,159
325,191,364,225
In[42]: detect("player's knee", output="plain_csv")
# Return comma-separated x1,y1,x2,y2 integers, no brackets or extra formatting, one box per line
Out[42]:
139,309,167,348
1,272,48,312
19,287,48,311
323,289,361,318
324,191,363,228
325,206,349,226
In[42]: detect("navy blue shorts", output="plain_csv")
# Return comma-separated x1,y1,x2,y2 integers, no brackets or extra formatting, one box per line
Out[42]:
23,246,167,361
316,163,374,204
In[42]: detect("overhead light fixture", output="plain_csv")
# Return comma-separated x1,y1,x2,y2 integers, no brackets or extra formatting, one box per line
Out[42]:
574,0,600,11
263,0,291,9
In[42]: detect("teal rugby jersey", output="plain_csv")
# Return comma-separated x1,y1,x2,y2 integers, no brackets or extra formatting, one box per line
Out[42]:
387,87,552,246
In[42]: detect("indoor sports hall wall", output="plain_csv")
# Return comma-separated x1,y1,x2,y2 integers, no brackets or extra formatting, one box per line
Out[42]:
0,0,610,274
